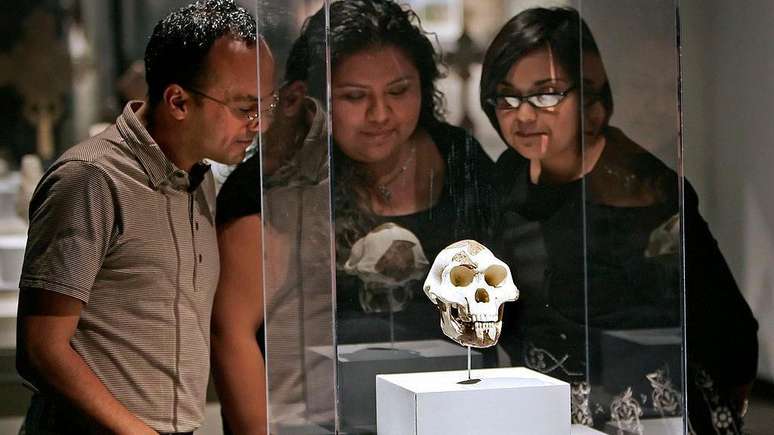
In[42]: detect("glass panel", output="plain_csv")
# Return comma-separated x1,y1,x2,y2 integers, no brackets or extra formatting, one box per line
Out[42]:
256,1,336,434
579,0,686,433
486,0,595,430
327,0,533,432
256,1,697,434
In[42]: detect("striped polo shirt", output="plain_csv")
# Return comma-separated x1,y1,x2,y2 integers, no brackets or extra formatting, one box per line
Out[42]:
20,101,220,432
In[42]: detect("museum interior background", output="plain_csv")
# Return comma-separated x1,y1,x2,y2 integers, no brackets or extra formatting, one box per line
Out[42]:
0,0,772,433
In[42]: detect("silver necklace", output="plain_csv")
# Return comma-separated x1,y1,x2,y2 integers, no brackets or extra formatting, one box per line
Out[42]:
375,143,416,202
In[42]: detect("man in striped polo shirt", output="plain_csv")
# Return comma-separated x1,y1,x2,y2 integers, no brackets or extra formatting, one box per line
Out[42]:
16,1,276,433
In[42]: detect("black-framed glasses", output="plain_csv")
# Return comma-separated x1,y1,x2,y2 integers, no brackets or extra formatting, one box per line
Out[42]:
487,86,576,110
186,87,279,124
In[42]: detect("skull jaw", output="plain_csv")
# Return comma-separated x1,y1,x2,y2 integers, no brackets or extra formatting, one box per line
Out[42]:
441,318,502,348
436,301,504,348
438,307,502,348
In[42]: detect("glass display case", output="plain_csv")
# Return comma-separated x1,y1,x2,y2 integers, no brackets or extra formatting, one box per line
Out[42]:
1,0,760,434
253,0,697,434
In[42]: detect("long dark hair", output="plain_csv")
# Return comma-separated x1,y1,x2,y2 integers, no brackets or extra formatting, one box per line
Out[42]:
479,7,612,139
287,0,445,127
286,0,448,261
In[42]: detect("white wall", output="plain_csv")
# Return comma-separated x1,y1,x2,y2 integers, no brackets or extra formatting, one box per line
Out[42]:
682,0,774,382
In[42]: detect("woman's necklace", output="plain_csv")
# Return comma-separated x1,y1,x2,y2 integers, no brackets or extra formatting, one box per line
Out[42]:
375,143,416,202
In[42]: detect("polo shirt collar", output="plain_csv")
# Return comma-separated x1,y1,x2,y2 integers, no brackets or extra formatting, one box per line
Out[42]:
116,101,210,191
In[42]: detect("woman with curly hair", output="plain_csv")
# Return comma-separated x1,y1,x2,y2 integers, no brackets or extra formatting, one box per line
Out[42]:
213,0,499,433
313,0,498,345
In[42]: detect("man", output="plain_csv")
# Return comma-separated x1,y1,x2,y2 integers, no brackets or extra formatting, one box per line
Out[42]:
16,1,275,433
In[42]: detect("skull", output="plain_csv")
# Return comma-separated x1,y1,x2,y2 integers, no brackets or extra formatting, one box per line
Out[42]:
344,223,429,313
423,240,518,348
644,213,679,258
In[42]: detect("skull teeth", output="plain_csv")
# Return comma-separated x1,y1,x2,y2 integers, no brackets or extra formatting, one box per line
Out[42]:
473,321,499,342
471,313,498,323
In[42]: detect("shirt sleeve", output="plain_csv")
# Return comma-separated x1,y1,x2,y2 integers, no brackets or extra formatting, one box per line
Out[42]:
20,160,118,303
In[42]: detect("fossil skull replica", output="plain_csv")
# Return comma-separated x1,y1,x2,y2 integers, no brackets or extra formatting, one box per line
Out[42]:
423,240,518,348
344,223,429,313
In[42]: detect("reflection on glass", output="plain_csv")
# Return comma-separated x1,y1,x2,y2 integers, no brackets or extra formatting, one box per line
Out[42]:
582,3,755,432
321,0,500,432
244,1,757,434
479,6,595,426
478,3,756,435
343,222,430,314
216,1,333,434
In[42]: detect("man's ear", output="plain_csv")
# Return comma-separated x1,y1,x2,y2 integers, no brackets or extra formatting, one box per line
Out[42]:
279,80,307,117
163,84,190,121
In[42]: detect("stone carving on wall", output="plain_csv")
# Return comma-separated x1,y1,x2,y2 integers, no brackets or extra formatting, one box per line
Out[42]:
0,9,71,160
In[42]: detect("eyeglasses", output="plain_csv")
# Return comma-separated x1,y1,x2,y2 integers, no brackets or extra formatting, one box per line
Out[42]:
185,87,279,125
488,86,576,110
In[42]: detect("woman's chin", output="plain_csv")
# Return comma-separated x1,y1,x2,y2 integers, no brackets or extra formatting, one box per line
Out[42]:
510,143,549,161
508,135,550,158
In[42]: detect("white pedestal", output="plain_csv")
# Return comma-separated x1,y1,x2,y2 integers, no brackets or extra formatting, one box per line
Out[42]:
376,367,570,435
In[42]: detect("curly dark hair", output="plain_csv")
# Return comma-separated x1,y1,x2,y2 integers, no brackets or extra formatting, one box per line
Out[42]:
284,0,448,261
144,0,257,109
479,7,612,140
286,0,446,128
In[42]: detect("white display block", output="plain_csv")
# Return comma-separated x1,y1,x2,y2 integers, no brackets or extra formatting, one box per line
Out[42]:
376,367,570,435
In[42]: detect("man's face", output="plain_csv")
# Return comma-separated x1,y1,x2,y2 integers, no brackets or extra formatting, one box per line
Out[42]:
188,37,275,166
261,81,309,176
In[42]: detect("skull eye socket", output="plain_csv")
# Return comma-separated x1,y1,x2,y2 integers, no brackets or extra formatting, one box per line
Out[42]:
484,265,507,287
450,265,475,287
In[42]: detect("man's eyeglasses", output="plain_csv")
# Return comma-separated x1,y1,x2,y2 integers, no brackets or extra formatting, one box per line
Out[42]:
488,86,576,110
185,87,279,125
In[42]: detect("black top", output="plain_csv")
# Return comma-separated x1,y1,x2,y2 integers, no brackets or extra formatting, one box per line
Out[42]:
494,127,757,426
216,122,500,351
216,153,260,227
217,122,498,243
335,122,500,348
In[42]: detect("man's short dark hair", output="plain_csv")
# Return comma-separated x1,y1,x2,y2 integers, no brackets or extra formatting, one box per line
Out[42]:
144,0,257,108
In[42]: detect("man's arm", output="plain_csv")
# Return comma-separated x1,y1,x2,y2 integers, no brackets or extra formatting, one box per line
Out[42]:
211,214,267,435
16,288,157,435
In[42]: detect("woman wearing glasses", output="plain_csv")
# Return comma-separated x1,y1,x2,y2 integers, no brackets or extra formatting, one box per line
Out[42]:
480,7,757,434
